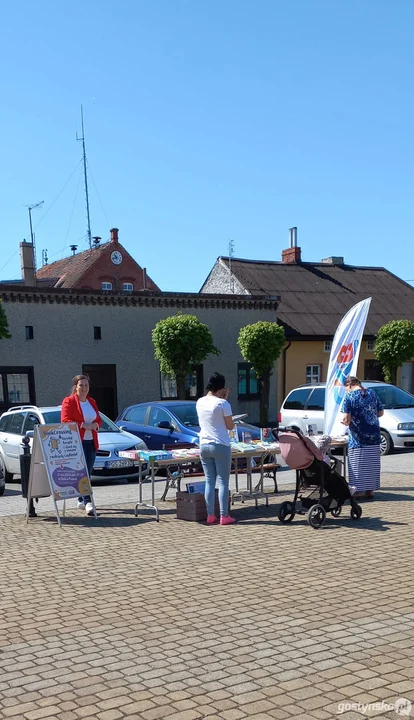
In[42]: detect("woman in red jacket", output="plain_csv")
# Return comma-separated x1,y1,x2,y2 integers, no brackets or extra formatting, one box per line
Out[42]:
61,374,102,516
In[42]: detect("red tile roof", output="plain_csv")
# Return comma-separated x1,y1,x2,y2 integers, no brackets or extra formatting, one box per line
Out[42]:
35,242,159,291
36,245,108,288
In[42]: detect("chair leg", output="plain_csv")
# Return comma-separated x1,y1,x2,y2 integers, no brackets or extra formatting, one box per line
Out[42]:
160,479,170,502
274,470,278,494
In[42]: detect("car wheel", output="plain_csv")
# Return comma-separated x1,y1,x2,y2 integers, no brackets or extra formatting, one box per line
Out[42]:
380,430,393,456
0,455,13,483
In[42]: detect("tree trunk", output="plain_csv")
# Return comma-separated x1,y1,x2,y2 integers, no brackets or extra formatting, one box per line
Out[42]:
384,366,397,385
259,369,271,428
176,374,186,400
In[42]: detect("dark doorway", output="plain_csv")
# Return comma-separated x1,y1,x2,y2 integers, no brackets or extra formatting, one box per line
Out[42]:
364,360,384,382
82,364,118,419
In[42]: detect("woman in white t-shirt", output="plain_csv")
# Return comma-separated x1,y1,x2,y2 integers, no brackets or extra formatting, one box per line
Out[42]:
196,372,236,525
61,374,102,516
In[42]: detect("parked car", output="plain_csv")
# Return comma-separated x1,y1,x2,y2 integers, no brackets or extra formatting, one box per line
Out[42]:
279,382,414,455
116,401,261,448
0,405,148,483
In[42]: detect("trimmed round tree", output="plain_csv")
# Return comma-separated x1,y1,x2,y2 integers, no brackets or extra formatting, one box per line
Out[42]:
375,319,414,385
237,321,286,427
0,300,11,339
152,314,220,399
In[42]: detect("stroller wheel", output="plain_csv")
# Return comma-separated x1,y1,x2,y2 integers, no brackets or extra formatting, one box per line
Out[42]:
331,506,342,517
307,504,326,529
351,504,362,520
278,501,295,524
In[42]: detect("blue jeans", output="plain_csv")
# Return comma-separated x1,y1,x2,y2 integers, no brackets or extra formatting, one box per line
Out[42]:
200,443,231,517
80,440,96,504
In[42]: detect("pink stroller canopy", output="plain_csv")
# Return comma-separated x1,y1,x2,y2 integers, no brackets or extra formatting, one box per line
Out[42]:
278,432,324,470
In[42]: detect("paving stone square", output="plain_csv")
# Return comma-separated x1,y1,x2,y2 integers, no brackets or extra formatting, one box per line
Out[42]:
1,468,414,719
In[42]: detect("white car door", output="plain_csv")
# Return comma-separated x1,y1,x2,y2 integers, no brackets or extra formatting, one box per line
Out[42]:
304,387,326,433
1,412,26,475
281,388,313,432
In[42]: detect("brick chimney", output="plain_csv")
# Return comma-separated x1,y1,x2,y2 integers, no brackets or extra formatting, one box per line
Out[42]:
20,240,36,286
110,228,119,244
282,226,301,264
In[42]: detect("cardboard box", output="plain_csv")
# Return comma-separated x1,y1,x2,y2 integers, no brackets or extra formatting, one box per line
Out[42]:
176,490,229,522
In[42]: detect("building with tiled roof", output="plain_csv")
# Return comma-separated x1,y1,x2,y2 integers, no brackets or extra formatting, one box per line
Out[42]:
8,228,159,293
201,230,414,400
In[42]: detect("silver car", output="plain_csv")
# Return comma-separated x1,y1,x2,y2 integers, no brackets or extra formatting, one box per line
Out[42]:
0,405,148,483
279,382,414,455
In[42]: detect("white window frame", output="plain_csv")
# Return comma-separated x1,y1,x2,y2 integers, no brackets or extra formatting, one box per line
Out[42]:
324,341,332,353
306,364,321,385
123,282,133,292
367,340,375,352
101,281,112,291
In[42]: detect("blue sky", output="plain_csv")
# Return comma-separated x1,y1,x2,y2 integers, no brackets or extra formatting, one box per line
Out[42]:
1,0,413,291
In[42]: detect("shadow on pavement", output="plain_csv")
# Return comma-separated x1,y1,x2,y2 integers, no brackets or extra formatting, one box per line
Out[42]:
224,502,407,532
371,491,414,502
3,487,23,496
236,514,407,532
38,513,160,527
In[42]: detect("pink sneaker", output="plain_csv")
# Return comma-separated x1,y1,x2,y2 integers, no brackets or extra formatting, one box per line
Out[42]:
220,515,236,525
206,515,218,525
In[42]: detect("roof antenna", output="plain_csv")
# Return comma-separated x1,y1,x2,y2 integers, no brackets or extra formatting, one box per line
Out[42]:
228,239,235,293
25,201,44,271
76,106,92,250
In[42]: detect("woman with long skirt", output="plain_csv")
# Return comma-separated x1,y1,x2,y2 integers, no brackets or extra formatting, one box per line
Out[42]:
341,376,384,499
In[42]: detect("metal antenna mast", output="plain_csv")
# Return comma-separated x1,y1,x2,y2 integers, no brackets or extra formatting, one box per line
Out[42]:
77,105,92,249
228,239,235,293
25,200,44,271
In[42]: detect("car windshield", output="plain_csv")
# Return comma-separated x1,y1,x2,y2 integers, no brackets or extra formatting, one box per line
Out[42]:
42,410,121,432
42,411,62,424
172,404,200,426
98,413,121,432
370,386,414,410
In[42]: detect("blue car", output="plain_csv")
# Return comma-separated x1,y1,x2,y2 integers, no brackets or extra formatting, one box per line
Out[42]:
116,400,260,449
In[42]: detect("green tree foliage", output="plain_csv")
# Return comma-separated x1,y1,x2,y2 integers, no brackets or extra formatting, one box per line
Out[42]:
375,320,414,385
0,301,11,339
238,322,286,426
152,314,220,399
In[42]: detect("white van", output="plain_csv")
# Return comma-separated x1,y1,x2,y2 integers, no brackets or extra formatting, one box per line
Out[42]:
279,382,414,455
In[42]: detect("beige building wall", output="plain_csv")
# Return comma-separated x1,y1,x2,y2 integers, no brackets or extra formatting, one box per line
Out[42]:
276,339,405,407
0,295,279,423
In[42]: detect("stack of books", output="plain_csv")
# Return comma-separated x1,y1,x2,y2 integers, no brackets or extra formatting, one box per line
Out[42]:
139,450,174,462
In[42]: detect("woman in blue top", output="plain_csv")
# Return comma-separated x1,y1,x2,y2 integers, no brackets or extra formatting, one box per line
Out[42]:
341,376,384,499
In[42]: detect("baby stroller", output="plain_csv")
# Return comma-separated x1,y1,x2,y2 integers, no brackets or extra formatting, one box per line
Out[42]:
276,427,362,529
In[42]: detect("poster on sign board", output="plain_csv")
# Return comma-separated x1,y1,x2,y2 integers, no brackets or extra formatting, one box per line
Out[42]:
26,423,96,527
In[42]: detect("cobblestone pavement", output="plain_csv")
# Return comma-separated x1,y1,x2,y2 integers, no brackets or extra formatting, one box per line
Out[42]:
1,450,411,519
1,469,414,720
0,471,291,519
